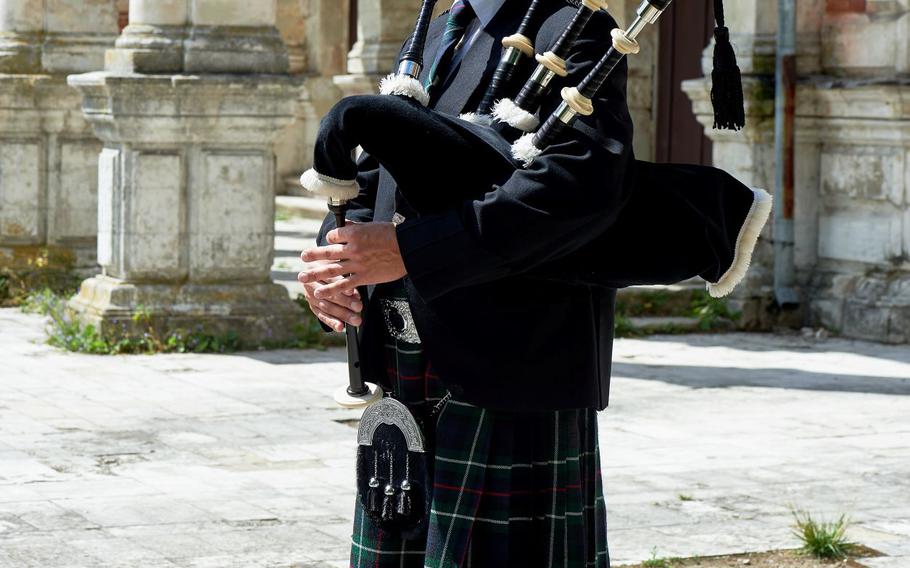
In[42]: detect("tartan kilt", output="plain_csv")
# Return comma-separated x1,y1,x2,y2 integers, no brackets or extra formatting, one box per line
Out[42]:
351,284,609,568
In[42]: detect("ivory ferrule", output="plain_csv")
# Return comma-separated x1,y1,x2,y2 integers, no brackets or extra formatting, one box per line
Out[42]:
397,59,422,79
329,197,348,207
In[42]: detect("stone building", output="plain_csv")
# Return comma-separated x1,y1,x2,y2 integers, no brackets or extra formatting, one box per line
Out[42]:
0,0,907,343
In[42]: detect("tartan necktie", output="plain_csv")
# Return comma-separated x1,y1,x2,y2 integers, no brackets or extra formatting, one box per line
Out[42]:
425,0,476,96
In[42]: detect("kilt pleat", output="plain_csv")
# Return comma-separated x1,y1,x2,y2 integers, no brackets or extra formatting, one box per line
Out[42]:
350,284,609,567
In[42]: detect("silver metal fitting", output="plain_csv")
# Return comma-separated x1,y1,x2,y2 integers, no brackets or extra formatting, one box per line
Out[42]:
397,59,422,79
530,65,557,89
501,46,523,65
555,101,578,124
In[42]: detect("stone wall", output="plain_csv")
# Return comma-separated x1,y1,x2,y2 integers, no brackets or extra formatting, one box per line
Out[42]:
0,0,119,271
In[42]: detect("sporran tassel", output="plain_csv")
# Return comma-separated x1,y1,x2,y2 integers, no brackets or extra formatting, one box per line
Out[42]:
368,485,382,515
396,489,412,518
381,490,396,521
711,0,745,130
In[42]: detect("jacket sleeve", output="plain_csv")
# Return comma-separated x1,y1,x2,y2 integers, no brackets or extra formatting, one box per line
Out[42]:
396,9,635,301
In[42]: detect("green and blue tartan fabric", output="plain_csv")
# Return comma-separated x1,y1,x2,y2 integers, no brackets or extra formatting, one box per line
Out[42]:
350,283,610,567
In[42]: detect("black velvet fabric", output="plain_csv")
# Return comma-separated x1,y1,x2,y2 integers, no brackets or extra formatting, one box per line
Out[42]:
313,3,712,411
356,423,431,540
530,162,758,288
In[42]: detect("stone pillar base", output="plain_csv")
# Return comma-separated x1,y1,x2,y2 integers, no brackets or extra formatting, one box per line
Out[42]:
106,24,186,73
69,275,304,345
810,272,910,344
184,26,289,74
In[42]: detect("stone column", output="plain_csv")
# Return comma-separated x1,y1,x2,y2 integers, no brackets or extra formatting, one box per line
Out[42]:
334,0,422,96
273,0,347,195
67,0,303,344
0,0,118,272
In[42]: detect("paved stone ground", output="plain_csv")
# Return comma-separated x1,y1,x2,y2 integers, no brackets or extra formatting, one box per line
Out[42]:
2,308,909,567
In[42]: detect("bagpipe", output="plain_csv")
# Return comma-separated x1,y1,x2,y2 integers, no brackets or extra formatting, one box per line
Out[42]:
301,0,773,537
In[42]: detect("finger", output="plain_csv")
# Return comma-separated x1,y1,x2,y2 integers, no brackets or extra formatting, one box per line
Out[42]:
298,263,351,284
314,275,360,298
301,244,347,262
317,299,362,326
326,225,354,245
314,310,345,333
311,283,363,312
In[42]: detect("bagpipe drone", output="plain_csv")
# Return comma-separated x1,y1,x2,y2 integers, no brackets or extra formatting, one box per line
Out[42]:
302,0,774,536
302,0,771,295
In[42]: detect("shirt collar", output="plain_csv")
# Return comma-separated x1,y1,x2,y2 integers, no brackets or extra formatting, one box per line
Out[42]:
470,0,507,28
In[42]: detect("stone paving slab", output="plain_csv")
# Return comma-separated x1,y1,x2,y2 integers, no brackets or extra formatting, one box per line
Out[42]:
1,308,909,567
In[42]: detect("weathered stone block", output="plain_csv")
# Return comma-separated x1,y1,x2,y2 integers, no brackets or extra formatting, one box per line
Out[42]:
191,152,273,280
810,298,845,332
183,26,289,74
123,152,185,279
818,208,903,265
820,146,904,204
843,301,891,342
0,141,42,243
52,140,101,242
889,306,910,343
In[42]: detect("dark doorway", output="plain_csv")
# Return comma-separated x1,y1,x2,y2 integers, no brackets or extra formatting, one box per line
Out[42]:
656,0,714,165
349,0,359,50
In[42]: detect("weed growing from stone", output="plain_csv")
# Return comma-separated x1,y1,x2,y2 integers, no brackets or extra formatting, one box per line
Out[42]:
23,290,336,355
641,548,678,568
0,248,80,307
689,290,741,331
791,510,855,560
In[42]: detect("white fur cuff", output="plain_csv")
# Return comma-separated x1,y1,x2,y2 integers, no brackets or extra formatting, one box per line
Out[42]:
379,73,430,107
492,98,540,132
300,169,360,201
511,132,543,167
706,187,774,298
458,112,494,126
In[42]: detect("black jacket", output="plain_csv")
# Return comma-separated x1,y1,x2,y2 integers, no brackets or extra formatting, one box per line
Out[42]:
318,0,635,411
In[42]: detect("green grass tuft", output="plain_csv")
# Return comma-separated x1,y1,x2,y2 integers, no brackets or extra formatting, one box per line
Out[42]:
641,547,678,568
791,509,856,560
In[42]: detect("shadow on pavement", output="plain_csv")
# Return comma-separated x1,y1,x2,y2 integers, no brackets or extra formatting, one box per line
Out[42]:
613,361,910,395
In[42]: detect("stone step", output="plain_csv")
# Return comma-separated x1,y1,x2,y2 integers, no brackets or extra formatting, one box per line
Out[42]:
276,194,329,221
616,279,709,317
626,315,703,333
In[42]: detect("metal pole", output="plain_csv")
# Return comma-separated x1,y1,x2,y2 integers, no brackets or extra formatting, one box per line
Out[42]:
772,0,799,308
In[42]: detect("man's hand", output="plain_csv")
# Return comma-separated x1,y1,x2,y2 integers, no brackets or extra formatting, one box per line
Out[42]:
297,259,363,332
299,221,406,297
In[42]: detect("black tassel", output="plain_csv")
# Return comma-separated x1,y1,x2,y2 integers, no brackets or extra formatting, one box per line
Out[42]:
367,486,382,516
711,0,745,131
396,490,412,519
381,493,395,521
